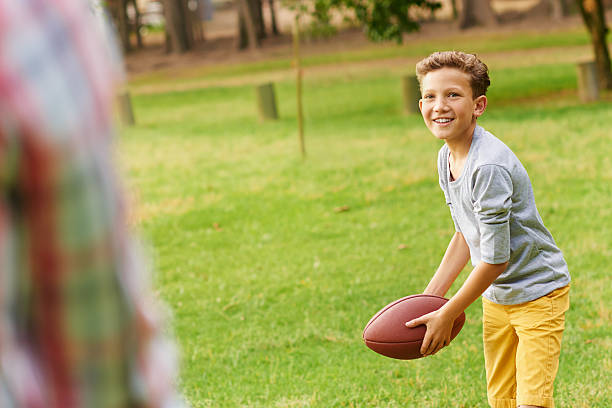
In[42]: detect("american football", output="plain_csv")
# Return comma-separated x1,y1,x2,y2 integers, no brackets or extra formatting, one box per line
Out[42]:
363,294,466,360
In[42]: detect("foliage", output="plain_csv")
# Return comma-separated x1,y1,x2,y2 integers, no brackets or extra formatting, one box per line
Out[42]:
285,0,441,43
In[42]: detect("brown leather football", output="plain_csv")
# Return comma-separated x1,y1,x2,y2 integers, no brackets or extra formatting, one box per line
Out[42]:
363,294,466,360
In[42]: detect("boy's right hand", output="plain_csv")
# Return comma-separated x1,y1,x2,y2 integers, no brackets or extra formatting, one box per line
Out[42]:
405,307,455,356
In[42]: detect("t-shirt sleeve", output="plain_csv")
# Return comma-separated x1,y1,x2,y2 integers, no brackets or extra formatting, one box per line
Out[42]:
471,164,512,264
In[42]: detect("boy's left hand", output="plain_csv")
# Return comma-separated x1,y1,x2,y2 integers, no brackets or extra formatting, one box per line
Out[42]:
405,309,455,356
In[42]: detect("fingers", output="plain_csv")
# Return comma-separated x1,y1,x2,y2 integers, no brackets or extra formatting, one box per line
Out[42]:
421,341,437,356
421,336,450,356
405,311,433,328
405,311,452,357
432,338,449,355
405,317,424,328
420,333,433,356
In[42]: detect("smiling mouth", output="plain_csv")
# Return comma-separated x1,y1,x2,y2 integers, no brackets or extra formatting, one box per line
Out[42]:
433,118,454,124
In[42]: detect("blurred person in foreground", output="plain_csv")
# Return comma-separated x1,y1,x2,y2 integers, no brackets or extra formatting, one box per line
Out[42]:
0,0,186,407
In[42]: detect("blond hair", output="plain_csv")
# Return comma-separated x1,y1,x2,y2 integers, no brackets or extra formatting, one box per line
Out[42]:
416,51,490,98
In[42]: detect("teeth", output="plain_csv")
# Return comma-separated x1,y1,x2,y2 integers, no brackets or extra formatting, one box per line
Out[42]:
434,118,452,123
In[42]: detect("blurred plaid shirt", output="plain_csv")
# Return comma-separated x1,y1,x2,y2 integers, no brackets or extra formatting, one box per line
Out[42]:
0,1,185,407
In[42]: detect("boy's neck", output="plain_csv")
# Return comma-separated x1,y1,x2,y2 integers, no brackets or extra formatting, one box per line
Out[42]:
446,122,476,161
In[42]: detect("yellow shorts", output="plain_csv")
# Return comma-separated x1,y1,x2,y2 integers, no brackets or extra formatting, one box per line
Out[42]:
482,285,570,408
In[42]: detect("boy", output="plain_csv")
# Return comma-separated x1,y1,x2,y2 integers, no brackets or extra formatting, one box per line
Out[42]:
405,51,571,408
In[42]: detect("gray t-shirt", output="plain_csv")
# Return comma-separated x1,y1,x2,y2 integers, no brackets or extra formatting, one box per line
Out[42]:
438,125,570,305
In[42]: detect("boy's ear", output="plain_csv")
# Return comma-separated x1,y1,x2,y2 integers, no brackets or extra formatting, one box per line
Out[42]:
418,98,423,113
473,95,487,118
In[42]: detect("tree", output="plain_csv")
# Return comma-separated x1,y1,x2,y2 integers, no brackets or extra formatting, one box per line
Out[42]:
236,0,280,49
289,0,442,44
549,0,569,19
163,0,192,53
162,0,207,53
576,0,612,89
106,0,143,53
116,0,131,51
457,0,498,29
269,0,280,35
516,0,569,21
237,0,264,49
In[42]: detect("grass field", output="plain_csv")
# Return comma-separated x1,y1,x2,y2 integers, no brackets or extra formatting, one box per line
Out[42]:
122,30,612,407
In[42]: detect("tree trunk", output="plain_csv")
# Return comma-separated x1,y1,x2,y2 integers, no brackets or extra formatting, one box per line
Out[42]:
458,0,498,29
237,0,261,49
450,0,459,19
237,7,248,49
269,0,279,35
191,1,205,42
129,0,143,48
186,2,196,47
550,0,569,19
163,0,191,53
576,0,612,89
117,0,132,52
255,0,266,38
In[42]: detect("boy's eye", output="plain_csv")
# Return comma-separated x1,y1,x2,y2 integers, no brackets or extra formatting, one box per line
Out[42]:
423,94,434,99
448,92,460,97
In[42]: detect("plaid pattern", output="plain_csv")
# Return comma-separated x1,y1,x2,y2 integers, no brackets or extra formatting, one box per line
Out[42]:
0,1,185,407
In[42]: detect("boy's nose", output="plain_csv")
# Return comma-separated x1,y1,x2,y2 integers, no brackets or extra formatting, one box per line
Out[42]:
433,99,448,111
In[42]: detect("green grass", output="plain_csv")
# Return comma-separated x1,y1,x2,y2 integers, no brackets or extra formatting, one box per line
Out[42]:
121,34,612,407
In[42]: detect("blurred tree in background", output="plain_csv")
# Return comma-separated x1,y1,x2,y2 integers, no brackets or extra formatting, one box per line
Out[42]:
107,0,206,53
104,0,610,85
162,0,208,53
283,0,610,87
576,0,611,88
236,0,281,49
106,0,143,52
284,0,442,44
162,0,192,52
457,0,497,28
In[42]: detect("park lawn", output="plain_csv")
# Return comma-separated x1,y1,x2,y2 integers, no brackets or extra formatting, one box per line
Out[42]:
120,49,612,407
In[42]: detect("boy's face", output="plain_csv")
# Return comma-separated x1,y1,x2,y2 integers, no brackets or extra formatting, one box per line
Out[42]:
419,67,487,144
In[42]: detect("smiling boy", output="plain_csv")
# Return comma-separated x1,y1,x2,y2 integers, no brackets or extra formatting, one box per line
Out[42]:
405,52,571,408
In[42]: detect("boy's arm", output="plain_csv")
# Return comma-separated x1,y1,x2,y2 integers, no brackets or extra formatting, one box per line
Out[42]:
423,231,471,297
407,260,508,356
